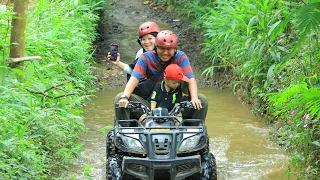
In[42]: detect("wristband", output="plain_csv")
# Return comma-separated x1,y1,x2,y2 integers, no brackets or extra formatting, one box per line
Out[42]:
120,94,129,99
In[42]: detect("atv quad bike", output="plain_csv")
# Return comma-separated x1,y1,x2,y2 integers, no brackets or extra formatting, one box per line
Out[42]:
106,101,217,180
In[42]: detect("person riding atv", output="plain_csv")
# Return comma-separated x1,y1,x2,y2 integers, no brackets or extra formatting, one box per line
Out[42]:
114,30,208,123
106,101,217,180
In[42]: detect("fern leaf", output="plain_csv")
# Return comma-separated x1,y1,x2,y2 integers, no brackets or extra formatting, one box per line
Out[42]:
296,2,320,33
309,102,320,117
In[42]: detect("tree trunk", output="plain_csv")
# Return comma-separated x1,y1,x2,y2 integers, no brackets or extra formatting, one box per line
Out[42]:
10,0,28,60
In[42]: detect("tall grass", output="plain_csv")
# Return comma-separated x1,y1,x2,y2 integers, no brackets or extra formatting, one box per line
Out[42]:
150,0,320,178
0,0,106,178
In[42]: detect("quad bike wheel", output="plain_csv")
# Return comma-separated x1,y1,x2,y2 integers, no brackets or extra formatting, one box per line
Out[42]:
186,151,217,180
106,130,116,158
201,152,217,180
188,136,217,180
106,130,122,180
106,130,134,180
106,154,123,180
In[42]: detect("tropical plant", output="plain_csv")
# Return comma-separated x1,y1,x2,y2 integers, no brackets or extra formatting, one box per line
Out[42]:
152,0,320,178
0,0,106,178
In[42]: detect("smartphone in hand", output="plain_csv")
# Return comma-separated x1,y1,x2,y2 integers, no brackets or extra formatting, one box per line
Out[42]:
110,44,119,61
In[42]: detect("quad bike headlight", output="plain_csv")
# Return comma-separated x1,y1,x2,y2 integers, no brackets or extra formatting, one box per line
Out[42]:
122,135,145,154
177,134,201,153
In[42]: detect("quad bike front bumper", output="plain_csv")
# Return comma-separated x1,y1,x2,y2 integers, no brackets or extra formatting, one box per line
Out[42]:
123,155,201,180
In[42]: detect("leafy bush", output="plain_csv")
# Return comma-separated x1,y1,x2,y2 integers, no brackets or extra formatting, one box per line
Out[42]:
151,0,320,178
0,0,106,178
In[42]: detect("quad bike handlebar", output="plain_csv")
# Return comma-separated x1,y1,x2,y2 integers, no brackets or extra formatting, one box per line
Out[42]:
116,101,196,126
115,101,150,114
168,101,194,116
116,101,195,116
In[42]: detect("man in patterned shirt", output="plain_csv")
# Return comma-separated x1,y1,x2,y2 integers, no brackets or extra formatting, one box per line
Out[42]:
115,30,207,122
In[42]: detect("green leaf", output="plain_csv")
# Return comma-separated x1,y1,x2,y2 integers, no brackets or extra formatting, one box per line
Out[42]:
264,64,275,89
269,15,292,42
258,42,266,57
249,40,258,56
276,46,286,52
267,20,281,38
12,68,24,78
297,2,320,33
311,141,320,147
0,66,6,85
32,82,47,92
281,33,306,63
24,63,35,81
247,15,257,36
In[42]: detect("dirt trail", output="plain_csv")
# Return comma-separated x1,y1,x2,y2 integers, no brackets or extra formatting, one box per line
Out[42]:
92,0,226,90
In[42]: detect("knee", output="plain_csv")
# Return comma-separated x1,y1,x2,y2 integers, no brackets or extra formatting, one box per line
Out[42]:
198,94,208,108
114,92,123,104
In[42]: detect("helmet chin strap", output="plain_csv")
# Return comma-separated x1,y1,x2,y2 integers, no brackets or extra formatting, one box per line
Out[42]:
137,38,143,48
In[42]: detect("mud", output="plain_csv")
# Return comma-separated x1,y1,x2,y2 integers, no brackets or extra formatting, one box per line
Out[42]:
92,0,230,90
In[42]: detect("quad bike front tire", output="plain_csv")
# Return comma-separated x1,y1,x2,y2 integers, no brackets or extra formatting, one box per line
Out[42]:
106,130,123,180
106,130,134,180
201,152,217,180
107,130,116,157
106,154,123,180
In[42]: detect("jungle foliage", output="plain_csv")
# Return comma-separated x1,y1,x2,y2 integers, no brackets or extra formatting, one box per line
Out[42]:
0,0,106,178
151,0,319,178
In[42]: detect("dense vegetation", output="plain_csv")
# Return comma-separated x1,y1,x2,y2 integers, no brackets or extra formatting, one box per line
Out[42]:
0,0,105,178
1,0,319,178
152,0,319,179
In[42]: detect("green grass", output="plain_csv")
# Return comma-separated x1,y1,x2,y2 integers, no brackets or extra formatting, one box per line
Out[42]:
0,0,107,178
150,0,320,178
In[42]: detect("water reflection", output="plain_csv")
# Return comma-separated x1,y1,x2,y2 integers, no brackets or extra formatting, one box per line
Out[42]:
70,88,293,180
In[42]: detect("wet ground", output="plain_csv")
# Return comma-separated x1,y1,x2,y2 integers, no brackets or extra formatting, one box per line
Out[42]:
92,0,228,90
69,88,294,179
67,0,296,179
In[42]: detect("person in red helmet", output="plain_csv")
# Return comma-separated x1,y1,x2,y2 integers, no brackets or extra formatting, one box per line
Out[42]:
138,64,190,126
107,21,160,77
151,64,190,111
115,30,208,122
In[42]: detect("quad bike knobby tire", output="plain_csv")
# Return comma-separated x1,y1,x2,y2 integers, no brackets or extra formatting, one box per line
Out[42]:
106,130,122,180
201,152,217,180
106,130,116,158
188,137,217,180
106,130,134,180
106,154,123,180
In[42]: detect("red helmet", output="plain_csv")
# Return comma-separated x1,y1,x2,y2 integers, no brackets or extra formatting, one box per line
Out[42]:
155,30,178,48
138,21,160,38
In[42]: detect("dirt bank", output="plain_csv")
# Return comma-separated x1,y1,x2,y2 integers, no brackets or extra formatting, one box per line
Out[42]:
92,0,230,90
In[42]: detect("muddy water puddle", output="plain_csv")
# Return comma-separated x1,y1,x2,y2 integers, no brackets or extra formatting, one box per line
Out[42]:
78,0,293,178
69,88,293,180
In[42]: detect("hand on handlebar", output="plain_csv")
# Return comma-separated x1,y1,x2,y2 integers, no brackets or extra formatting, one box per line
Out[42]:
118,98,129,108
190,98,202,110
